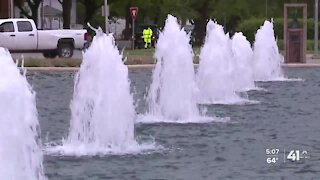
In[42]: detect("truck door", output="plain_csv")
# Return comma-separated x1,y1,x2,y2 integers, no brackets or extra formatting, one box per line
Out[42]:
0,21,16,50
15,21,37,50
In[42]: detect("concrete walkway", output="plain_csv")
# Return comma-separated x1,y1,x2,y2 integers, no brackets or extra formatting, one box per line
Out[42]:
283,55,320,67
25,61,320,72
23,53,320,71
26,64,155,72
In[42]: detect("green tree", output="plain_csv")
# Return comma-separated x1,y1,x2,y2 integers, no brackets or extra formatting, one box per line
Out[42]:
79,0,104,25
14,0,42,25
211,0,262,35
57,0,72,29
78,0,313,43
188,0,217,45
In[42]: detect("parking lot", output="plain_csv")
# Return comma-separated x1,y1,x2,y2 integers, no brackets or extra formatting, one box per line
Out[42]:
11,40,131,60
11,50,83,60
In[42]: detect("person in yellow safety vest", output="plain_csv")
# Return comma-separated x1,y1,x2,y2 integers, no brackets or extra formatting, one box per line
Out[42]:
143,27,153,49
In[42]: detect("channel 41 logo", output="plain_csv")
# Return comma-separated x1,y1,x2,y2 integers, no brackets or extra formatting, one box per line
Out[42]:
266,148,311,164
286,150,310,162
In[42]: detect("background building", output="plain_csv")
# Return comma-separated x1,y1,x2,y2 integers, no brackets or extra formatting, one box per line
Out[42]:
0,0,13,19
0,0,125,34
39,0,77,29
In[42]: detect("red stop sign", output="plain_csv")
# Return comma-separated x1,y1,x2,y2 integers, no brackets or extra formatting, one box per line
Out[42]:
130,7,138,21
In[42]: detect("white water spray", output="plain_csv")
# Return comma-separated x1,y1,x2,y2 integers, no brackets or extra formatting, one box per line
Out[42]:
0,48,46,180
197,21,250,104
46,28,155,156
140,15,213,123
232,32,256,91
253,20,284,81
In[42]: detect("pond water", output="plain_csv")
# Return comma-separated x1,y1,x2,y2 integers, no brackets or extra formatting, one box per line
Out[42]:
28,67,320,179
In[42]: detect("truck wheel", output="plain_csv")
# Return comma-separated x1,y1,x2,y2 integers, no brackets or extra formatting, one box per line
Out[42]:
43,52,57,58
58,43,74,58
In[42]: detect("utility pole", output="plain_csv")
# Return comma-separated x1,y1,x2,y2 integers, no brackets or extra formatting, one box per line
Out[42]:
314,0,319,57
71,0,77,26
104,0,109,33
265,0,268,19
41,0,44,29
223,13,226,33
10,0,14,18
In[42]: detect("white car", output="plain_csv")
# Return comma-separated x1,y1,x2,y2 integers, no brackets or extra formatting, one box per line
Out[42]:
0,18,88,58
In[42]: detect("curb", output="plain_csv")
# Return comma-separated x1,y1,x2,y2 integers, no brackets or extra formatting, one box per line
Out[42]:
25,63,320,72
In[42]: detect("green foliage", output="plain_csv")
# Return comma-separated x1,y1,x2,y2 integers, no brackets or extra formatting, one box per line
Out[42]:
15,0,316,44
306,40,320,51
277,39,284,50
75,0,316,45
237,18,320,43
236,18,288,43
23,59,41,67
236,18,264,43
277,39,320,51
23,59,81,67
14,0,42,24
212,0,264,22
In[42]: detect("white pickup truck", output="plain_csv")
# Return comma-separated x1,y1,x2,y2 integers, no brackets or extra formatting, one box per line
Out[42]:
0,18,88,58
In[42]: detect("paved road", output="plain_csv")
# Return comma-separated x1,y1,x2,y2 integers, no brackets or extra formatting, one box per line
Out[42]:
11,40,132,60
11,50,83,60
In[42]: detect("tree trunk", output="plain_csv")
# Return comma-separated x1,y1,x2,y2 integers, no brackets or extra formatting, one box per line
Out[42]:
14,0,39,22
124,3,132,39
31,6,38,26
226,16,240,38
193,17,208,46
193,0,209,46
82,0,99,25
63,0,72,29
181,18,187,27
85,9,96,25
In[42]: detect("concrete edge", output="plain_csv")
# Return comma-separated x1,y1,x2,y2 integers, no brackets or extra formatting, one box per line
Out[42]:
282,64,320,67
25,65,156,72
26,67,79,72
25,63,320,72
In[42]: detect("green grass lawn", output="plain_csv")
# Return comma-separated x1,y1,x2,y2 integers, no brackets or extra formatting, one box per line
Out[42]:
21,59,82,67
124,48,155,56
124,47,201,56
21,46,318,67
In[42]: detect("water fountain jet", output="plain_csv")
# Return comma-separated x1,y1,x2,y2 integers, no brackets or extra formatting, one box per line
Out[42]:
232,32,257,91
0,48,46,180
196,21,252,105
139,15,215,123
45,28,156,156
253,20,285,81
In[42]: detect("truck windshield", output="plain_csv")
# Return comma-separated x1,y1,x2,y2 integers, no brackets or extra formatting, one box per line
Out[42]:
0,22,14,32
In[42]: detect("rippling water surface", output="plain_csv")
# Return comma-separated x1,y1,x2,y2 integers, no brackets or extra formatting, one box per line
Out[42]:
28,67,320,179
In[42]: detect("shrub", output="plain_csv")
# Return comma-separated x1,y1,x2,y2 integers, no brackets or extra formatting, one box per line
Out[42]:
277,39,319,51
236,18,263,43
23,59,41,67
21,59,81,67
277,39,284,50
306,40,320,51
237,18,319,43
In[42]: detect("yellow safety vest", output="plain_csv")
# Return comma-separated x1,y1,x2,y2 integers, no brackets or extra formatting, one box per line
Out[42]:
143,28,152,38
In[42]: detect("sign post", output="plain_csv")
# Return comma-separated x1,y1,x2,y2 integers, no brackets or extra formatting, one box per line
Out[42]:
314,0,319,57
130,7,138,50
104,0,109,33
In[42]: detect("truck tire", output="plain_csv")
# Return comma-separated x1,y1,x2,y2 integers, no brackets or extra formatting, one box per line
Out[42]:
43,51,57,59
58,43,74,58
